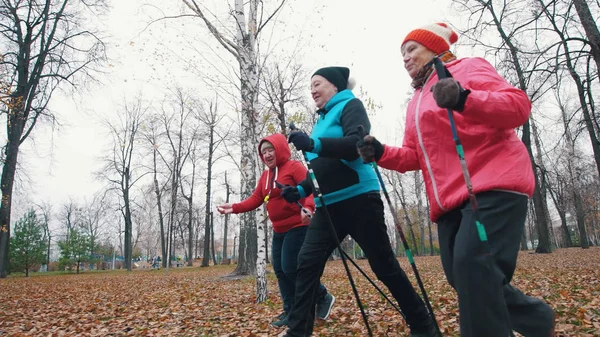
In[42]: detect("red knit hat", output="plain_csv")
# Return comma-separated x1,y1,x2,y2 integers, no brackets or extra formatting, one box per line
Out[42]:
402,23,458,54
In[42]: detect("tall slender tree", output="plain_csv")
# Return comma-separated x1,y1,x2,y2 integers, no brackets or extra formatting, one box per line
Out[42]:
182,0,288,276
99,98,147,270
160,87,196,273
221,172,231,262
143,116,168,267
198,97,226,267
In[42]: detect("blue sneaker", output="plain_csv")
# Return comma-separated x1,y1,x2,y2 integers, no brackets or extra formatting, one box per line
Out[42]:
316,293,335,320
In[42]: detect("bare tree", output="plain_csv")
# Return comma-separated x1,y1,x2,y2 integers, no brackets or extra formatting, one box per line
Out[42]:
143,116,169,267
387,172,419,255
425,197,435,256
79,190,111,266
210,210,217,265
34,200,53,270
261,61,307,135
581,165,600,245
413,172,426,254
137,184,161,259
383,171,404,256
539,0,600,180
159,87,197,273
180,145,198,266
59,198,79,242
0,0,107,277
451,0,555,252
221,172,231,262
197,97,226,267
182,0,288,278
98,98,147,271
555,85,588,248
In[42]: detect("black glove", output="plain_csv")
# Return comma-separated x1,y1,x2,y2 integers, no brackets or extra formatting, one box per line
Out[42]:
280,185,301,203
288,131,314,152
357,135,384,163
431,78,470,111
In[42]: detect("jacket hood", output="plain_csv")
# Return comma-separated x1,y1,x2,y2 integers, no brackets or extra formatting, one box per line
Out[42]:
258,133,290,167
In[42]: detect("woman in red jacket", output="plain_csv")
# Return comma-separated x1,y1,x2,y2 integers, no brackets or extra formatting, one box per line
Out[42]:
217,133,334,328
358,23,555,337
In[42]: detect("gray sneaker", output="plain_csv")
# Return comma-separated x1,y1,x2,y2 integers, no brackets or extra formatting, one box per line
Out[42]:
271,314,288,328
316,293,336,320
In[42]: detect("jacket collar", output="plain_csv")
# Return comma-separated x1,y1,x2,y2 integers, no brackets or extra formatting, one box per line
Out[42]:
317,89,355,116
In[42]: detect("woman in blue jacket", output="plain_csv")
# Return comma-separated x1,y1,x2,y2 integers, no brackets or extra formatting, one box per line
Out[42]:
280,66,438,337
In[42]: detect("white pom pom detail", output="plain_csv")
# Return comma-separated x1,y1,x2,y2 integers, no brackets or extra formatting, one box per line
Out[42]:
347,77,356,90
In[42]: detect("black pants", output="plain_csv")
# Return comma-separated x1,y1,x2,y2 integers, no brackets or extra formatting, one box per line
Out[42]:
272,226,327,314
285,193,431,336
437,191,554,337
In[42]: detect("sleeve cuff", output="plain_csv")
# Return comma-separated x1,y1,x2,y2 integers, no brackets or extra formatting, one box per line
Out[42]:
297,185,307,198
311,137,322,154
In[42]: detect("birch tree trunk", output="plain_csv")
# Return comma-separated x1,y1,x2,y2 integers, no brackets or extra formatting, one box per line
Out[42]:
255,204,268,302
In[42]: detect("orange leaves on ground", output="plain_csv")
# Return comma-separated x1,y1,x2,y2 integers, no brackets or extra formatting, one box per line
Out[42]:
0,248,599,336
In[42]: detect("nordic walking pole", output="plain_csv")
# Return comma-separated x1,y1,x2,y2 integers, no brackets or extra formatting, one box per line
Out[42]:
274,180,405,318
357,125,441,336
431,57,489,248
288,122,373,337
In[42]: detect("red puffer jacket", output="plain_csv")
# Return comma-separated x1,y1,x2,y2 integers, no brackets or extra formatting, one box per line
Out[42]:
232,133,315,233
379,57,535,222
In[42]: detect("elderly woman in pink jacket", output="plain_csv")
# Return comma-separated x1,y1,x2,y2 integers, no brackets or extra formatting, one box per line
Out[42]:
358,23,555,337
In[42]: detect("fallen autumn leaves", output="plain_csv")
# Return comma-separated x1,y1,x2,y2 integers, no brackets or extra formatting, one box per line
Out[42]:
1,247,599,336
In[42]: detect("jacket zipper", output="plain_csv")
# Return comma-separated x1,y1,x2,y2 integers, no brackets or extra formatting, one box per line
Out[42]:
414,86,447,212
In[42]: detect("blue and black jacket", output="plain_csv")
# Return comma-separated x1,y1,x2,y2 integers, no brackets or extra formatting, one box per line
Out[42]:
296,89,380,207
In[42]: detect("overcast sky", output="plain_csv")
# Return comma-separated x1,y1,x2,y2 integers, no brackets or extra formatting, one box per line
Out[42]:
14,0,458,223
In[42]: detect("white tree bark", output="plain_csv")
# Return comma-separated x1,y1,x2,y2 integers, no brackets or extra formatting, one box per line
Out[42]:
255,204,268,302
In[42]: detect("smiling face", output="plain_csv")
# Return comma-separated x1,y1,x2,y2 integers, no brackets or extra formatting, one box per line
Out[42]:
401,40,437,79
261,146,276,169
310,75,338,109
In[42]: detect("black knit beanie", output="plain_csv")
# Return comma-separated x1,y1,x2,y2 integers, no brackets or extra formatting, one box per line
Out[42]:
312,66,350,91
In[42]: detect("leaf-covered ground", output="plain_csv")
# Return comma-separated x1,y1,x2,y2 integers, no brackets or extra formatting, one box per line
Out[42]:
1,247,599,336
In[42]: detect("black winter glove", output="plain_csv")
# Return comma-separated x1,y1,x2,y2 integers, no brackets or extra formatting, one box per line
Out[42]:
431,78,470,111
357,135,384,163
280,185,302,203
288,131,314,152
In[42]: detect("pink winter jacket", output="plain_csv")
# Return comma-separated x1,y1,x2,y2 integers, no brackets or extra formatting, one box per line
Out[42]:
378,57,535,222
